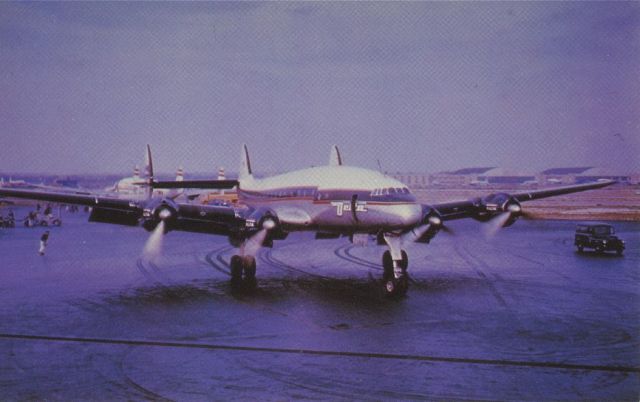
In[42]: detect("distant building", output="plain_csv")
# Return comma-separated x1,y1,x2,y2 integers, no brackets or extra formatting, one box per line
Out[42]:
53,177,79,188
477,167,537,186
541,167,592,185
575,167,632,185
429,167,495,187
390,173,430,188
541,167,632,185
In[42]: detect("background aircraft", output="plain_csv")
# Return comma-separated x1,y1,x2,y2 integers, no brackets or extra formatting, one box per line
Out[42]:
0,145,614,297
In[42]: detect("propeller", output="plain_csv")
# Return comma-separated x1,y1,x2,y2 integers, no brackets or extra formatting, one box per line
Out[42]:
483,211,513,239
242,217,276,257
401,214,452,244
483,202,531,239
141,205,174,260
142,220,166,259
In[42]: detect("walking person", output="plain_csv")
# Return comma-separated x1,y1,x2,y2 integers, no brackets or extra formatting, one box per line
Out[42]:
39,230,50,256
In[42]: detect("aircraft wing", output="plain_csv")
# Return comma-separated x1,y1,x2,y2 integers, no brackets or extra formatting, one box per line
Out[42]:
0,187,137,209
0,187,245,236
426,180,616,221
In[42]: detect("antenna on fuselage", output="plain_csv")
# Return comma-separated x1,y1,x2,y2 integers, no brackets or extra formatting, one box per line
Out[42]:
376,159,387,175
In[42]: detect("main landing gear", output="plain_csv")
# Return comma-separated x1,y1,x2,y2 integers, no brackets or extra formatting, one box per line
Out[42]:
230,255,257,288
382,234,409,298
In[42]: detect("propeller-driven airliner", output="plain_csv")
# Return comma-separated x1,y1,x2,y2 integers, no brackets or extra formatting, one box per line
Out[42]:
0,145,615,296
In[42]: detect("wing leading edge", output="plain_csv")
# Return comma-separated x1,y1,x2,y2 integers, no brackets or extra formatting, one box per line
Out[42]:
426,180,616,221
0,187,244,236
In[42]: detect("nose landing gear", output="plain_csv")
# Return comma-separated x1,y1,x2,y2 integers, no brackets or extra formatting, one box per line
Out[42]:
382,234,409,297
230,255,257,289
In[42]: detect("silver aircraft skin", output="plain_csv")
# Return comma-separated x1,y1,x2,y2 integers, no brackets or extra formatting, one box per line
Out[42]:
0,144,616,296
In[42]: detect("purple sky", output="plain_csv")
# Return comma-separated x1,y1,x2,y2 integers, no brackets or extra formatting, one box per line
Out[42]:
1,2,638,175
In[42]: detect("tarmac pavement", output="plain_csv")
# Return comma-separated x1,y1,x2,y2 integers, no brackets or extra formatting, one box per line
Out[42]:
0,207,638,400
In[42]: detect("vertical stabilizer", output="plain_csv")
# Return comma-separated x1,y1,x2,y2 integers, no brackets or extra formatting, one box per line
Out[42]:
169,166,185,199
217,167,225,195
239,144,253,181
329,145,343,166
145,144,154,180
145,144,154,199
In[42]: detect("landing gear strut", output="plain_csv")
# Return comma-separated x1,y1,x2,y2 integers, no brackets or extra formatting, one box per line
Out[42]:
382,234,409,297
230,255,257,288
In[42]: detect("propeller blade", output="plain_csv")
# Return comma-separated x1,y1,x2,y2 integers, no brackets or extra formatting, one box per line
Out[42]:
242,217,277,257
142,220,166,259
401,224,431,244
483,212,512,239
243,228,268,257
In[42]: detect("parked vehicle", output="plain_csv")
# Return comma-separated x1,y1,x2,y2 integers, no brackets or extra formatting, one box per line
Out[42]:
0,216,15,228
575,223,625,255
23,212,61,227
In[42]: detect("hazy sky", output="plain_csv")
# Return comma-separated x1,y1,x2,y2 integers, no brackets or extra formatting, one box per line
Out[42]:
1,2,638,175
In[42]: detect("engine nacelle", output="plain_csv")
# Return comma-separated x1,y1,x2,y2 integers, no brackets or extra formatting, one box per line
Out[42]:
238,208,287,247
472,193,522,226
141,198,178,232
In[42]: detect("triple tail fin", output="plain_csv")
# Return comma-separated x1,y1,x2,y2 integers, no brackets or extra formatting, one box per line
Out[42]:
145,144,154,199
329,145,343,166
239,144,253,181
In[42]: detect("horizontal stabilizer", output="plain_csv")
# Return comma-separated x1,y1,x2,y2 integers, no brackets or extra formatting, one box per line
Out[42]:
150,179,239,189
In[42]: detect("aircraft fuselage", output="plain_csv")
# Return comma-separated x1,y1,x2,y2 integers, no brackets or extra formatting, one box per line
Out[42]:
237,165,423,233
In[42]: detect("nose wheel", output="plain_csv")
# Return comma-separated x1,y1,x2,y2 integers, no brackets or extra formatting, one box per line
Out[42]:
382,249,409,297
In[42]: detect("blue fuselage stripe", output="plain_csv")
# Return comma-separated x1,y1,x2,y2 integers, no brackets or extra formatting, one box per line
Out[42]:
238,187,416,204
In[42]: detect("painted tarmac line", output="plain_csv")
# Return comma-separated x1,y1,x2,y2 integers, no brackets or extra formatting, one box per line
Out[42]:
1,333,638,374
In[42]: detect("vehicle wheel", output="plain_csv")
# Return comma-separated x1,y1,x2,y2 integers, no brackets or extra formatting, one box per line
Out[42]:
53,219,62,227
596,246,604,254
230,255,243,285
577,245,584,253
616,248,623,256
40,221,48,227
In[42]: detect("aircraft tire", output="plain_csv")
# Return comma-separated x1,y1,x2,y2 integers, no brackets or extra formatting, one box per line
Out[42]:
382,251,393,282
243,256,257,280
230,255,243,285
382,250,409,298
399,250,408,271
383,276,408,298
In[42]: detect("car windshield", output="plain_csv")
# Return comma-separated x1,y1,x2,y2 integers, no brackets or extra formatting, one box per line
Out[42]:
593,226,613,235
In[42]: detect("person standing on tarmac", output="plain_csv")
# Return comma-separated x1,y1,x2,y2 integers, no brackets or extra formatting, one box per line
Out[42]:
39,230,50,256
